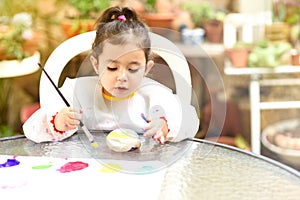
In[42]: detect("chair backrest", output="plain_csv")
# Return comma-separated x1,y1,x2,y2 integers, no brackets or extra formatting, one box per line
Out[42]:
39,31,192,107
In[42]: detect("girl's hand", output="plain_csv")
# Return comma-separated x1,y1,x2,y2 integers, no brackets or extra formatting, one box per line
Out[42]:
143,117,169,144
54,107,82,132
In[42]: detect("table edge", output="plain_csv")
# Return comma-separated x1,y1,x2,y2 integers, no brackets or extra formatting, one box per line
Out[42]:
189,138,300,178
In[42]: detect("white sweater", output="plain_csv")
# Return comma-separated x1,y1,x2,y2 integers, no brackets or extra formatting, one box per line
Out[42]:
23,77,199,143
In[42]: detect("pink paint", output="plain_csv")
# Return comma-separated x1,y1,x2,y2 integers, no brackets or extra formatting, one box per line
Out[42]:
57,161,88,173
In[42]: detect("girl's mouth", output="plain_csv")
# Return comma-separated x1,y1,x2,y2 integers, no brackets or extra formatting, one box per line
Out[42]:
114,86,128,91
113,87,129,94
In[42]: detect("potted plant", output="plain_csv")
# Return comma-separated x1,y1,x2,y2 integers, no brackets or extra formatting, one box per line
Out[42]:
0,0,62,137
141,0,175,29
279,0,300,65
0,0,42,60
266,0,300,43
56,0,110,38
247,40,291,68
0,13,40,60
181,1,214,28
203,9,226,43
181,1,226,43
291,48,300,66
225,41,253,68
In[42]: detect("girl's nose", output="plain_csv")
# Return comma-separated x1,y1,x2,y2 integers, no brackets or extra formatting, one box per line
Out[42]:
117,70,128,81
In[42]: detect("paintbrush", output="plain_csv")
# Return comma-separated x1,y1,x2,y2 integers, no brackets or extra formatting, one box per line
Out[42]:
38,63,98,148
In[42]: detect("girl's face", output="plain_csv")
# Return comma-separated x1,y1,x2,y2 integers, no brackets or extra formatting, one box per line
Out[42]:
90,42,154,98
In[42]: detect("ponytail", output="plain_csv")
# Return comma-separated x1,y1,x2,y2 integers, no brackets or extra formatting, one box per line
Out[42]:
92,6,151,61
96,6,138,24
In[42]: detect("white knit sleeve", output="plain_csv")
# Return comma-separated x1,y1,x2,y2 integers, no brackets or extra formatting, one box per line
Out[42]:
23,108,77,143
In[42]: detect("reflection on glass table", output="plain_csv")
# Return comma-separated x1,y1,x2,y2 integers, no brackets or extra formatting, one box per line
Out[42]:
0,132,299,199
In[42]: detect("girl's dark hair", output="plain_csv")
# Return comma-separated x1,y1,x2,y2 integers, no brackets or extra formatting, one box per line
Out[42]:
92,6,151,61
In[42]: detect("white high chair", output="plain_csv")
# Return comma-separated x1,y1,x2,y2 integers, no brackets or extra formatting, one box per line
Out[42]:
39,31,192,108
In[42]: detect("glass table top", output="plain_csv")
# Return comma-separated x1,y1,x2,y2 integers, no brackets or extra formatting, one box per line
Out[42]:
1,132,299,199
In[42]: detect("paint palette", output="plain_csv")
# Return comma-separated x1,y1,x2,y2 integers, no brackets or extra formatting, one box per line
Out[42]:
0,132,193,199
78,130,192,174
0,155,166,199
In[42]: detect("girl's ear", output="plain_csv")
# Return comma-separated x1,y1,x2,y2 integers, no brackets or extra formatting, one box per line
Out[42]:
90,55,99,74
144,60,154,76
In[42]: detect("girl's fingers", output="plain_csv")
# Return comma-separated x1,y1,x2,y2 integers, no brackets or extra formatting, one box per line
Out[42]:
61,108,82,130
64,108,82,120
144,122,162,136
66,118,80,126
144,119,164,131
153,130,165,144
158,135,165,144
144,126,166,144
64,118,79,130
153,130,163,139
143,129,156,137
65,113,81,127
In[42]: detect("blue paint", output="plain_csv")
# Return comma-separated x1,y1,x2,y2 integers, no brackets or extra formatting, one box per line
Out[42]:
135,165,155,174
0,159,20,168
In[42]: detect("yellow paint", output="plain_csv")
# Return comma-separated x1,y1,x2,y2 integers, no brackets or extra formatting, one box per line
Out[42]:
107,131,129,139
91,142,99,148
100,163,122,173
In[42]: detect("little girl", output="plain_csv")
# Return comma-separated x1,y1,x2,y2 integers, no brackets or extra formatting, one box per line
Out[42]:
23,6,199,144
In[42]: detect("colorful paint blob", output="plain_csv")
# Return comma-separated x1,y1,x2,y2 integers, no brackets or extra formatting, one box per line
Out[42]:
58,161,88,173
135,165,155,174
100,163,122,173
0,159,20,168
91,142,99,148
32,162,53,170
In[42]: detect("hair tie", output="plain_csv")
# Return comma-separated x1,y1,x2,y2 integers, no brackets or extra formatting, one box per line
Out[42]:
117,15,126,21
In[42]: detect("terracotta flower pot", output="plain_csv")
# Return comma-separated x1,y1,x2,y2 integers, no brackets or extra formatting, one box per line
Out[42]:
61,19,95,38
142,13,174,29
291,50,300,66
226,48,251,68
203,19,223,43
0,46,9,60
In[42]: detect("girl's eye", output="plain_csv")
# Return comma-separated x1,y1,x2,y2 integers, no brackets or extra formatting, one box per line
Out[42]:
107,66,117,71
129,68,139,73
